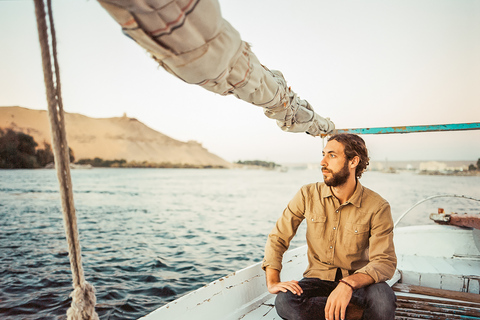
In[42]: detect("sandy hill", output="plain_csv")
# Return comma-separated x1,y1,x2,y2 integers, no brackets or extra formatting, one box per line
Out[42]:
0,106,231,168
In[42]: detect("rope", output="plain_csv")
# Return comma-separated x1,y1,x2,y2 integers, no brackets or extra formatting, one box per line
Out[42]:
33,1,98,319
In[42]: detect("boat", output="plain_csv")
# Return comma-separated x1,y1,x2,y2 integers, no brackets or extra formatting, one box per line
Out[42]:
138,195,480,320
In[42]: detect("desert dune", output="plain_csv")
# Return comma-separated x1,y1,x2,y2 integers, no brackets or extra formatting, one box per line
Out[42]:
0,106,231,168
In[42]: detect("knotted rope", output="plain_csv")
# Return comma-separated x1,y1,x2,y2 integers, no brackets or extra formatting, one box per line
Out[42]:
33,1,98,319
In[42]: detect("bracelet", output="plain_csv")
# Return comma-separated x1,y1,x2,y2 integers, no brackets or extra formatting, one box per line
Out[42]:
339,279,355,291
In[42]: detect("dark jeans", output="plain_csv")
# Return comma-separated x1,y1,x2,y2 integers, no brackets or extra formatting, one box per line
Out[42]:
275,278,396,320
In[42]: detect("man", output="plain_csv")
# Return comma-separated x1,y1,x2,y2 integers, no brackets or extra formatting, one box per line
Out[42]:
262,133,397,320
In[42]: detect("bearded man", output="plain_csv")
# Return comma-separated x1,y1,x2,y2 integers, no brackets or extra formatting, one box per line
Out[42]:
262,133,397,320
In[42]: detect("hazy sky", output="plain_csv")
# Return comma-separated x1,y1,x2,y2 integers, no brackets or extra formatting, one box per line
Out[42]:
1,0,479,163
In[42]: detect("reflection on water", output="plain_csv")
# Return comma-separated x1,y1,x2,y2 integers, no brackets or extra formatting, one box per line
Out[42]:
0,168,479,319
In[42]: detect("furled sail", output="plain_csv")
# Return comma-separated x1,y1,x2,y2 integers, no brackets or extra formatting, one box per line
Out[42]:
98,0,335,136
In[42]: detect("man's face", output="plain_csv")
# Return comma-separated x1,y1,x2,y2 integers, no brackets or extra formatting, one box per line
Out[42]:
321,140,351,187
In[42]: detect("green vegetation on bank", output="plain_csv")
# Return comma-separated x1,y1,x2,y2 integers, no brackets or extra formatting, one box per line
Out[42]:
235,160,281,169
0,130,225,169
77,158,225,169
76,158,127,167
468,158,480,171
0,128,74,169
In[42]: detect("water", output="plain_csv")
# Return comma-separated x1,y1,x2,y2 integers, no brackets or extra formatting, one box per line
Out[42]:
1,168,479,319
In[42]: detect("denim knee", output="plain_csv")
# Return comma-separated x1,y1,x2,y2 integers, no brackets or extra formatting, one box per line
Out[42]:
275,291,297,319
362,282,396,320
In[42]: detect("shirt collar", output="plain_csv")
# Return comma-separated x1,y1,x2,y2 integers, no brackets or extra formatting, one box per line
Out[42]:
320,180,364,208
348,180,364,208
321,183,334,199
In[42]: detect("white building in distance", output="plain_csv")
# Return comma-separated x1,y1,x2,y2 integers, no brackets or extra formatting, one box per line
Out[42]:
419,161,448,172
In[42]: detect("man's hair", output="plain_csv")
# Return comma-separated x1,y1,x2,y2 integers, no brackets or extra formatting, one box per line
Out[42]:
328,133,369,178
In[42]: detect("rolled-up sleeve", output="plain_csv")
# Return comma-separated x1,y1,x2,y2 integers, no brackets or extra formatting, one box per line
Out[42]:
354,202,397,282
262,187,306,271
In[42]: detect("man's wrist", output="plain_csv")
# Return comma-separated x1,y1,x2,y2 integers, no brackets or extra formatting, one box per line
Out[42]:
339,279,355,291
265,267,281,288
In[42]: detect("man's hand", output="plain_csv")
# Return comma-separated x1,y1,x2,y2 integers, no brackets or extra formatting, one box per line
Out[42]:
324,281,353,320
265,267,303,295
267,280,303,295
325,274,374,320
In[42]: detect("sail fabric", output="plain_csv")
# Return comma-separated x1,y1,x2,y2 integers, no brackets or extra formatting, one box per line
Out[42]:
98,0,334,135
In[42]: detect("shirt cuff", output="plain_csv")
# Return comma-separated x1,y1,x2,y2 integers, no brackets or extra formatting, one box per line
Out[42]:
261,259,283,272
354,266,380,283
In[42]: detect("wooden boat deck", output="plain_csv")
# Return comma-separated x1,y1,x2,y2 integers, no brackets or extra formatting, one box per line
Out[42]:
393,284,480,320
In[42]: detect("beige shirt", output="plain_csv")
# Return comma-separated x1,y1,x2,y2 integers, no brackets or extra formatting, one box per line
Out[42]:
262,181,397,283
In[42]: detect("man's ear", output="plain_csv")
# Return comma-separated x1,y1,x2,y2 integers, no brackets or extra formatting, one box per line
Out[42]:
350,156,360,168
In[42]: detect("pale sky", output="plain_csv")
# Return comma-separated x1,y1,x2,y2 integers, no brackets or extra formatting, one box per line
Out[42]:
1,0,479,163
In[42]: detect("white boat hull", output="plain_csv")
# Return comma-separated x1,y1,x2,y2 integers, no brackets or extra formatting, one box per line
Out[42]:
140,224,480,319
140,246,307,320
395,225,480,293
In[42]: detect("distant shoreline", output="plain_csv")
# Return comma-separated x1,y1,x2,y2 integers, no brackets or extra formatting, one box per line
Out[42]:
417,170,480,177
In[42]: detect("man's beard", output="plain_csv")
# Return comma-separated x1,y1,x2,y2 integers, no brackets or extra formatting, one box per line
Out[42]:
322,160,351,187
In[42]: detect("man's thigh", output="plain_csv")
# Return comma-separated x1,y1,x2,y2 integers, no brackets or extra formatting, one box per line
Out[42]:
274,278,337,320
275,278,396,320
351,281,395,306
352,282,396,320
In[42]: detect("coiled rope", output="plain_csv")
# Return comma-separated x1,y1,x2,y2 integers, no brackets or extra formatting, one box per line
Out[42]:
33,0,99,318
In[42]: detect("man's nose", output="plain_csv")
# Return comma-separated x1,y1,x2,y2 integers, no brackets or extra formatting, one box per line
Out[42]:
320,156,327,167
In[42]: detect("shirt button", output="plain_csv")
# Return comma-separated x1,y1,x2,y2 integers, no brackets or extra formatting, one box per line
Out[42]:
333,227,336,230
311,218,314,221
336,210,339,213
355,230,358,233
329,246,333,249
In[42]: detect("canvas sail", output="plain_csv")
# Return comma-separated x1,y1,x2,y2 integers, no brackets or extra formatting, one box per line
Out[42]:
98,0,335,136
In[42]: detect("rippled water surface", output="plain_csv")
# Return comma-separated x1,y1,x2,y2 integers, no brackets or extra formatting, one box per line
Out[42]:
1,168,479,319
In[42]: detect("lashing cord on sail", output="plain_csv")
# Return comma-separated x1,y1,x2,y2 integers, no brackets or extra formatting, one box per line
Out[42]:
33,0,99,319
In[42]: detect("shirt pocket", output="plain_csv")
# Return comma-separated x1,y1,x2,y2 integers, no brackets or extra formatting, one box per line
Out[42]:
344,222,370,252
307,215,327,238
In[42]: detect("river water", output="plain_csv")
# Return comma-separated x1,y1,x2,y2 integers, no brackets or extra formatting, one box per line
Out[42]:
1,168,479,319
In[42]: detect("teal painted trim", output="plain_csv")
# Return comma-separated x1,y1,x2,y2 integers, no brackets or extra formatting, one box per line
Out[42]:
334,122,480,135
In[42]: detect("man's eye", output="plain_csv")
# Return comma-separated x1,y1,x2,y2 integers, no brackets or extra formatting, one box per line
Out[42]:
330,154,336,158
